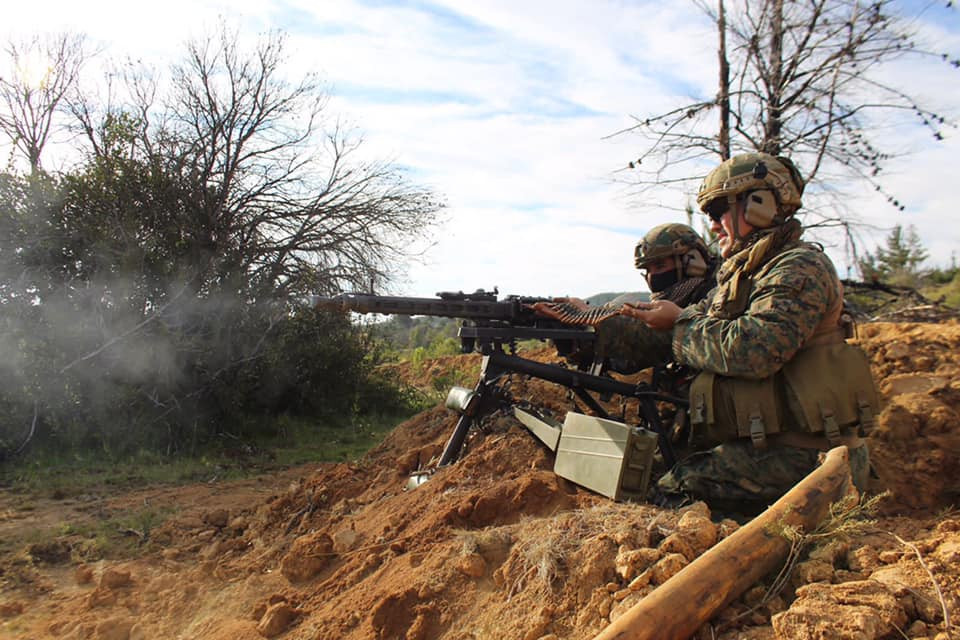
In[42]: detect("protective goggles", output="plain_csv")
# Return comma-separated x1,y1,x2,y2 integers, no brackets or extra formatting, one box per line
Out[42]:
703,198,730,223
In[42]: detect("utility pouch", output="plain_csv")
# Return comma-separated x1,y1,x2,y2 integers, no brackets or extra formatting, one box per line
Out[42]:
688,371,781,447
727,376,781,449
688,371,716,445
781,342,880,439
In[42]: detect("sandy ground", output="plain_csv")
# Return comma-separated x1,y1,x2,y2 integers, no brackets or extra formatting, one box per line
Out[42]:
1,321,958,640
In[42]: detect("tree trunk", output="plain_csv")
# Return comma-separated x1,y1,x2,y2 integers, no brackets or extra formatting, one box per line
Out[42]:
764,0,785,154
717,0,731,160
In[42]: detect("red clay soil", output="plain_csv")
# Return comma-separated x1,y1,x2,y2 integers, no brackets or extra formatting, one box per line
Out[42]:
1,322,959,640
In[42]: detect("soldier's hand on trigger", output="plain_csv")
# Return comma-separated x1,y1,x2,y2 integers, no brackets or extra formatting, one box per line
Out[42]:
619,300,682,330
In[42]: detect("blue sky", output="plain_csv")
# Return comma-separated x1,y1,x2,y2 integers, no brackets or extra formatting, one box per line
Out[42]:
7,0,960,297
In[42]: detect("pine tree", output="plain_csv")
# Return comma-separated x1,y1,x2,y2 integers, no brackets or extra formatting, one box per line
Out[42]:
859,225,929,286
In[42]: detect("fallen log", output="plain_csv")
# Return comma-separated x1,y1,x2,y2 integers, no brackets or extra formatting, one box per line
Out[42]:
592,446,853,640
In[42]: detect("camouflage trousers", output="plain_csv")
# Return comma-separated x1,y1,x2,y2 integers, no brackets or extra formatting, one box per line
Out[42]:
656,439,870,516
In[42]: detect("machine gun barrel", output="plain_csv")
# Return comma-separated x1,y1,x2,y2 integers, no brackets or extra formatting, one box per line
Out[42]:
313,290,597,356
313,291,528,322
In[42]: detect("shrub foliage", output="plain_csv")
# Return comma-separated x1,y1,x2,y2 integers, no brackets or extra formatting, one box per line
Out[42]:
0,29,441,459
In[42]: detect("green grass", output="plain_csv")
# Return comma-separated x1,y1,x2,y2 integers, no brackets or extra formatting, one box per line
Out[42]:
3,504,178,564
267,412,411,466
0,411,418,564
0,410,415,498
922,278,960,308
62,504,177,560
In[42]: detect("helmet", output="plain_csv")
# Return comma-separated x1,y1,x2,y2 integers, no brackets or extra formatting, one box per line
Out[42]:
634,223,711,294
696,152,805,227
634,223,707,269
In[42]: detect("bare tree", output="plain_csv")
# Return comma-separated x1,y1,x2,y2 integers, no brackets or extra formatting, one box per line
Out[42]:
617,1,958,224
0,26,443,455
717,0,732,160
0,33,89,173
60,24,441,301
159,25,441,298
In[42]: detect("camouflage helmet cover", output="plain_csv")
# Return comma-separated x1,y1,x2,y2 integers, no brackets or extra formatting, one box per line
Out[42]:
696,152,805,216
634,222,709,269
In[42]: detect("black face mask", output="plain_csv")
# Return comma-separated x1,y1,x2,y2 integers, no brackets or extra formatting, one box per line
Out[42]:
648,269,680,293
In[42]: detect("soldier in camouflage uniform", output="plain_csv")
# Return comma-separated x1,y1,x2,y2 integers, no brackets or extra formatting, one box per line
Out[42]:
595,223,719,373
622,153,878,515
533,223,718,373
532,224,718,469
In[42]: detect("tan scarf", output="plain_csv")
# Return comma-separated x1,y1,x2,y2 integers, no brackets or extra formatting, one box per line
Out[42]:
653,275,706,306
713,219,804,316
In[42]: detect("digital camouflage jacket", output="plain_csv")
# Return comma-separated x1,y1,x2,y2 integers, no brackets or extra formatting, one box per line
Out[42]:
670,219,877,447
672,238,842,379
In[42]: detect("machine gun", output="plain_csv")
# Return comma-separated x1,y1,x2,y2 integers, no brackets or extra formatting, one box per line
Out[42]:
312,288,603,357
313,289,683,498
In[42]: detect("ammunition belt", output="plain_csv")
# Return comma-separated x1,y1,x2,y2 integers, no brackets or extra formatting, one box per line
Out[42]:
537,302,621,326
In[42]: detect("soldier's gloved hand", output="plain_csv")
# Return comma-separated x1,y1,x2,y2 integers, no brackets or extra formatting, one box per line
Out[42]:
620,300,682,330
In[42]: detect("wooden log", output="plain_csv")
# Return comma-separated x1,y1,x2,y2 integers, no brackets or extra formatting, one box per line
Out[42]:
592,446,852,640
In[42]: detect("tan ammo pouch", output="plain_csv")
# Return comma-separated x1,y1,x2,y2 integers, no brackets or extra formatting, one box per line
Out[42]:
688,342,879,449
781,342,880,439
689,371,781,449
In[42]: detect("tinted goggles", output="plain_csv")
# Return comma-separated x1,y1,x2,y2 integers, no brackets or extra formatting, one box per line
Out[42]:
702,198,730,223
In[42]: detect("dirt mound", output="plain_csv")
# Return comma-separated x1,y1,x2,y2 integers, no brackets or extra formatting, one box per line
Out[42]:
2,323,959,640
857,322,960,511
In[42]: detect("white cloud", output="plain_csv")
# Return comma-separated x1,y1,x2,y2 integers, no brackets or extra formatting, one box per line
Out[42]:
4,0,959,298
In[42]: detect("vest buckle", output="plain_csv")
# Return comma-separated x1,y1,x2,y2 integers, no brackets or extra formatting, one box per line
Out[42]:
820,404,842,444
856,393,874,436
691,393,705,424
749,408,767,450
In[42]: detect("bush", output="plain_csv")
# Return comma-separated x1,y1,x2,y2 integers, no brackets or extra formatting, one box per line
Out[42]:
0,28,441,462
